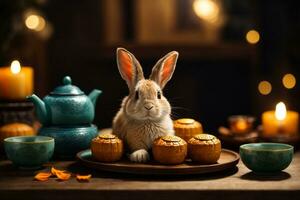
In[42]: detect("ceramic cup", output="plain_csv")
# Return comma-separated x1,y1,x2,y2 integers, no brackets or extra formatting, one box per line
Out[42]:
240,143,293,173
4,136,54,169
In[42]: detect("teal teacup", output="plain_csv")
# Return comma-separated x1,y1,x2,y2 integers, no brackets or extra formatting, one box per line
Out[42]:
240,143,293,173
4,136,54,169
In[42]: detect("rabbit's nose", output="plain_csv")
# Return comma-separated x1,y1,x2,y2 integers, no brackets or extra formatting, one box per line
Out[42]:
144,105,153,110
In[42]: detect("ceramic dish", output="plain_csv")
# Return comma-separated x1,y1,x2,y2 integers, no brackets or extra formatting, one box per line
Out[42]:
77,149,239,175
218,126,258,149
4,136,54,169
240,143,293,172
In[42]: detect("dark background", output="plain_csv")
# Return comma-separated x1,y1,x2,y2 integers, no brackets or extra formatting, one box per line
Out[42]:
0,0,299,133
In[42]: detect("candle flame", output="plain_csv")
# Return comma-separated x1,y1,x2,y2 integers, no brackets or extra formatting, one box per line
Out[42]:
236,120,248,131
10,60,21,74
275,102,287,121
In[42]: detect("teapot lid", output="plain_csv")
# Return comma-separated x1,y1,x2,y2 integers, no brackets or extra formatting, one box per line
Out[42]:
50,76,84,95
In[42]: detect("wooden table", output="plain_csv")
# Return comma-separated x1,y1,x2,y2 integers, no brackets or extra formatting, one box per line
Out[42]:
1,152,299,200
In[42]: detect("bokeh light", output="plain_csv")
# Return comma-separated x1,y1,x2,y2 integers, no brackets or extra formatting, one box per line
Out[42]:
282,73,296,89
25,14,46,31
246,30,260,44
193,0,219,23
258,80,272,95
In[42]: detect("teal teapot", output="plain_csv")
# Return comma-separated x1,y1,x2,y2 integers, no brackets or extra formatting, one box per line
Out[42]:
27,76,102,126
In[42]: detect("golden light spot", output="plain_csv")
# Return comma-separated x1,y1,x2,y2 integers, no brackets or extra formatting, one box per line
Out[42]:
25,14,46,31
193,0,219,23
282,73,296,89
246,30,260,44
258,81,272,95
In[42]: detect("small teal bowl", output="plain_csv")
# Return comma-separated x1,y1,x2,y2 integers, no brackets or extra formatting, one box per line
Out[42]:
240,143,293,173
4,136,54,169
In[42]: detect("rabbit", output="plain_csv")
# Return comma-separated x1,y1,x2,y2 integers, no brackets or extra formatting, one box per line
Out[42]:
112,47,179,163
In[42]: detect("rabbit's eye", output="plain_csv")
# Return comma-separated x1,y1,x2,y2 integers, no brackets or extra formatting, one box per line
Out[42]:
157,91,161,99
135,91,139,100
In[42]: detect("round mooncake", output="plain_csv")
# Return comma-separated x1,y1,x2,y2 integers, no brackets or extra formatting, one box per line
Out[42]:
174,118,203,142
0,123,36,146
188,134,221,164
91,133,123,162
152,135,187,165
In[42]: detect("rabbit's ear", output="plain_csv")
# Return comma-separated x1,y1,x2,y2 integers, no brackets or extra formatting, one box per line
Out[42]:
117,48,144,91
150,51,178,89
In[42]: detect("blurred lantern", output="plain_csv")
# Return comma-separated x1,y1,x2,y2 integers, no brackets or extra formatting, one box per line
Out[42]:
193,0,220,23
282,73,296,89
246,29,260,44
258,80,272,95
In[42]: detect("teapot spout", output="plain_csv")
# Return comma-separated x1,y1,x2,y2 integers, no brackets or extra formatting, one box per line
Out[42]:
27,94,48,125
88,89,102,108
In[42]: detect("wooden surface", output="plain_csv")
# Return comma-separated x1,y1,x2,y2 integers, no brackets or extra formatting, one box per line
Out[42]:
0,152,300,200
77,149,239,175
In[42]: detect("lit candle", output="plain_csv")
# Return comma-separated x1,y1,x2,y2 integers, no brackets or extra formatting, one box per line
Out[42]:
0,60,34,100
228,115,255,134
262,102,299,136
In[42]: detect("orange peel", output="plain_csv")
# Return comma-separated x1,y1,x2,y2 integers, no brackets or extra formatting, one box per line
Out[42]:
34,172,52,181
34,166,89,182
76,174,92,181
55,170,71,181
51,167,66,176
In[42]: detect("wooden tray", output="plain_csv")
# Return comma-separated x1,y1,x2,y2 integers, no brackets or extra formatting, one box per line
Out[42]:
77,149,239,175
